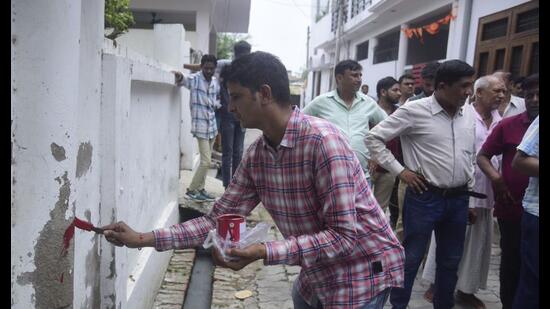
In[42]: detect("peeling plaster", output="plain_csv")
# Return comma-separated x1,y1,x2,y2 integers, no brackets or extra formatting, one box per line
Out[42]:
76,142,93,178
16,171,74,309
82,239,100,309
50,143,66,161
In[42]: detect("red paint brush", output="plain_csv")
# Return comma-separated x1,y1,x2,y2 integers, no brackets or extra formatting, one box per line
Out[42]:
73,217,104,234
60,217,104,257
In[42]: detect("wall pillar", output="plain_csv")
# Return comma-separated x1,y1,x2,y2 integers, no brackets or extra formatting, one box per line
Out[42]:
11,0,82,307
396,23,409,76
195,10,211,55
446,0,472,61
367,37,378,67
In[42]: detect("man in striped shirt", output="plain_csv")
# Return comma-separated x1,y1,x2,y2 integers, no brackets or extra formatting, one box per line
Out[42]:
103,51,404,309
174,54,221,201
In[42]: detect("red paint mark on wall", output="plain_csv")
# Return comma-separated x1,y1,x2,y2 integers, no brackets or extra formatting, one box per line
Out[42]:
61,217,103,257
61,222,75,257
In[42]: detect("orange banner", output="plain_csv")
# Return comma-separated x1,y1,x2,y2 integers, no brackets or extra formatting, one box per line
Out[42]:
401,11,456,43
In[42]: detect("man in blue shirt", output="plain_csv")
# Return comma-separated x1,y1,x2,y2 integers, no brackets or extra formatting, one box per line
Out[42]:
174,55,221,201
511,74,539,309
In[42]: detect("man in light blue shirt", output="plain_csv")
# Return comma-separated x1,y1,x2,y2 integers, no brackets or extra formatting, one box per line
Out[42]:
510,74,538,309
303,60,387,184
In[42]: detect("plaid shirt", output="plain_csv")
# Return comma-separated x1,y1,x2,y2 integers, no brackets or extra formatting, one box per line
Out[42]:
153,108,404,308
180,71,220,139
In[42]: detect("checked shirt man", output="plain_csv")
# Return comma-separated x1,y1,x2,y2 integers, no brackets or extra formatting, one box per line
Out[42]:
103,52,404,309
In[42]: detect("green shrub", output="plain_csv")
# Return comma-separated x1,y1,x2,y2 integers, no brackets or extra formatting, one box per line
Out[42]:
105,0,135,40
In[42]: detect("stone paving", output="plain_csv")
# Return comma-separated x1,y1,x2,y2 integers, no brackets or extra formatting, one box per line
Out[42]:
210,205,298,309
152,249,196,309
154,128,503,308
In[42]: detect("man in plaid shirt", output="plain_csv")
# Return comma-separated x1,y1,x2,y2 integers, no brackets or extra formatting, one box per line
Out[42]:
174,54,221,201
103,51,404,309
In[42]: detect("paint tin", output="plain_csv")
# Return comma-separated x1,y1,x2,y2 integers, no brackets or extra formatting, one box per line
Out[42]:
217,214,246,242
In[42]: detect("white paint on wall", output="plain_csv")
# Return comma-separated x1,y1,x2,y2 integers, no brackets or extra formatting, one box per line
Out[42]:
72,0,105,307
11,0,82,308
362,60,398,98
12,1,191,308
117,29,156,59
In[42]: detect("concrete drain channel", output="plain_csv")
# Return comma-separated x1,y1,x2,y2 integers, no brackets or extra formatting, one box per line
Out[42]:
182,247,215,309
179,205,216,309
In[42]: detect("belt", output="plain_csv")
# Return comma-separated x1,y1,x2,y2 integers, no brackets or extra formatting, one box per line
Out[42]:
425,183,487,199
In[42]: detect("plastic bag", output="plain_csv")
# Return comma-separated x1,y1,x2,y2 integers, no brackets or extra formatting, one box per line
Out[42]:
203,221,272,262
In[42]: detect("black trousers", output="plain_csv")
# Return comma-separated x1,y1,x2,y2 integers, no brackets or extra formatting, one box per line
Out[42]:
497,218,522,309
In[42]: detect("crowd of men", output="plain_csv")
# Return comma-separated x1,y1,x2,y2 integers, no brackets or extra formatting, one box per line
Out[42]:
102,44,539,309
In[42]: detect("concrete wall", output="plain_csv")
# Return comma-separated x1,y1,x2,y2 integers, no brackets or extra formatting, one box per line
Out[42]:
117,29,156,59
12,1,188,308
100,41,183,307
365,60,399,92
12,0,85,307
130,0,213,54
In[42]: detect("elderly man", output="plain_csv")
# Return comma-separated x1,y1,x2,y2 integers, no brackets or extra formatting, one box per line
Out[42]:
492,71,525,118
103,52,405,309
303,60,387,185
422,75,506,308
366,60,477,309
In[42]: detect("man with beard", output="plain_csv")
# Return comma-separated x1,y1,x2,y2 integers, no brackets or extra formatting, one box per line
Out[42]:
303,60,387,185
407,61,440,102
398,74,415,105
174,54,221,201
369,77,402,215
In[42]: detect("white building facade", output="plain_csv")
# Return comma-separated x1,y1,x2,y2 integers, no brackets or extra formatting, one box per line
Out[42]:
11,0,250,308
305,0,538,102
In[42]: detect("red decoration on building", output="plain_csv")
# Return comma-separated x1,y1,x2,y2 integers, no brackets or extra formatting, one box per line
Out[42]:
401,11,456,43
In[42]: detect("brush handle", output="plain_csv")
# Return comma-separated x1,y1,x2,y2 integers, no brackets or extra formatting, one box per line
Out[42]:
92,227,104,234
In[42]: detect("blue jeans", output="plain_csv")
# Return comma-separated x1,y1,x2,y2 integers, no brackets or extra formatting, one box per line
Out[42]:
292,280,391,309
512,212,538,309
220,117,245,188
390,187,468,309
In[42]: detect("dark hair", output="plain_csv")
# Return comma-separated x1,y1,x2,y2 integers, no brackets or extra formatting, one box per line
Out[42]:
334,60,362,77
434,60,475,87
511,75,525,85
398,74,414,84
224,51,291,104
376,76,399,97
200,54,217,66
421,61,441,79
522,74,539,91
233,41,252,58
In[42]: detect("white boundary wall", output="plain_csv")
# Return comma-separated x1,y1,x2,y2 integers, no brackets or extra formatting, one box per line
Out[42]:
12,0,192,307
